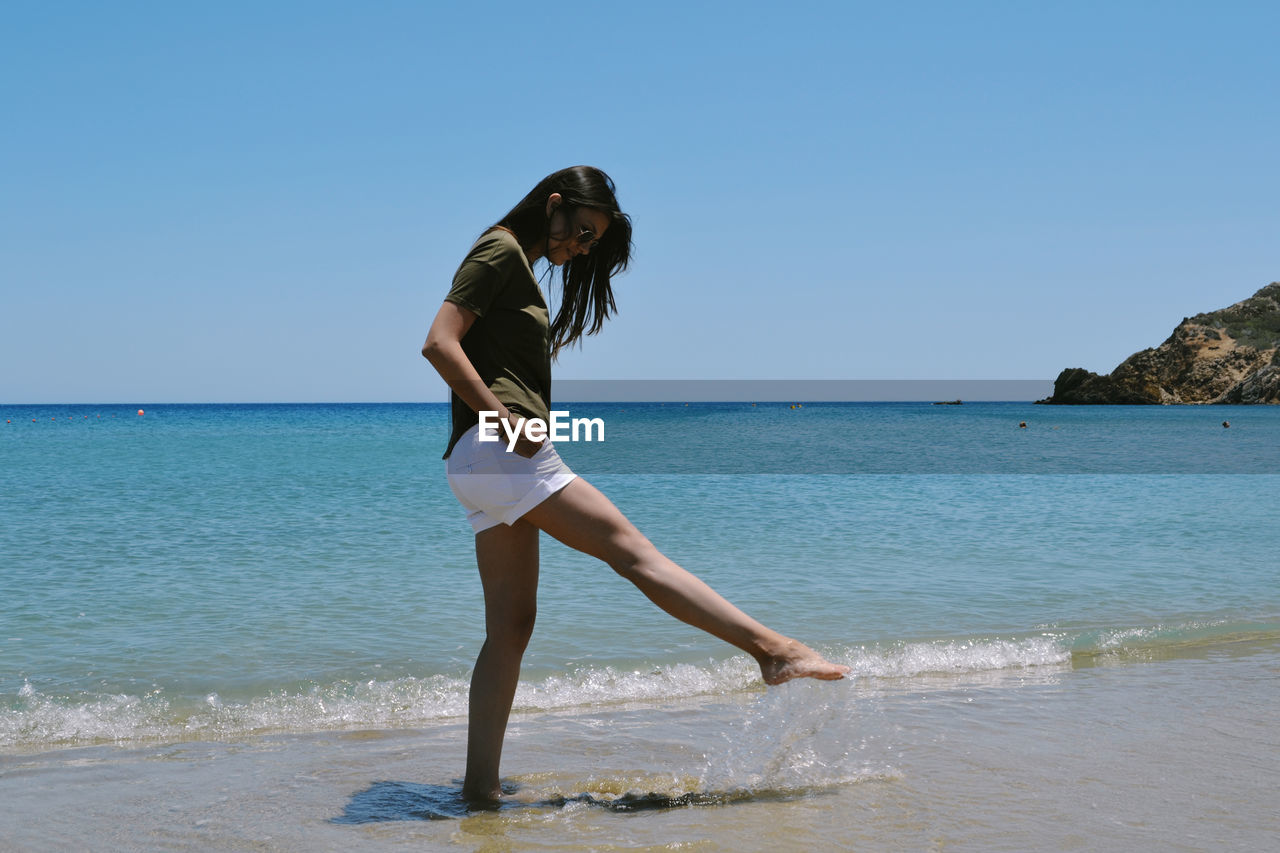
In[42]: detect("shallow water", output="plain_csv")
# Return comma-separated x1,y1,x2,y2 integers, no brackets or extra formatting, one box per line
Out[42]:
3,639,1275,850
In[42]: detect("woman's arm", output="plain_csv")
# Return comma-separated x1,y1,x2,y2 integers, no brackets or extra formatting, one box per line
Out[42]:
421,301,542,456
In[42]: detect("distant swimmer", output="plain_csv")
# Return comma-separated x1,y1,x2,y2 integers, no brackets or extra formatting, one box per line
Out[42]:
1019,421,1027,429
1222,421,1230,428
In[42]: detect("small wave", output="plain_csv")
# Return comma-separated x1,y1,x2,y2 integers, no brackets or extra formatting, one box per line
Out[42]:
842,635,1070,679
0,636,1053,749
0,639,1078,749
513,658,758,711
1070,619,1280,661
5,621,1275,748
0,661,756,749
0,676,470,749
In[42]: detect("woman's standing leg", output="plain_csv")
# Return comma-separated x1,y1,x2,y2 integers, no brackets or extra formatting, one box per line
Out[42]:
462,518,540,801
522,479,849,684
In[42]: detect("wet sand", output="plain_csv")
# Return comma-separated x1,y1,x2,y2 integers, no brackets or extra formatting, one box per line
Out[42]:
3,641,1277,851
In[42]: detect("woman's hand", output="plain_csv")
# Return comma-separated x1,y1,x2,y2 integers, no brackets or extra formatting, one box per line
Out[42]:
504,412,545,459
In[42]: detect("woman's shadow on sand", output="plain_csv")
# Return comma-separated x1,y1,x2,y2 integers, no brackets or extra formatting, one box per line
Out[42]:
332,781,475,823
332,780,753,823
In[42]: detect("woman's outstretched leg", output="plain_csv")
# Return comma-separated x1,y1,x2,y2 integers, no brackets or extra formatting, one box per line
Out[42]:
462,519,540,802
522,478,849,684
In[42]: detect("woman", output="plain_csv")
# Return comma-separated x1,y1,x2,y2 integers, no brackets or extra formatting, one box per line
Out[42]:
422,166,849,802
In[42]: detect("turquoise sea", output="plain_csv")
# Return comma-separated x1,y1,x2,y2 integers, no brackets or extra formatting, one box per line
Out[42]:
2,402,1278,850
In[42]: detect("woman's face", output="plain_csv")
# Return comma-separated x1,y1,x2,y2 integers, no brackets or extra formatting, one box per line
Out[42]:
544,198,611,266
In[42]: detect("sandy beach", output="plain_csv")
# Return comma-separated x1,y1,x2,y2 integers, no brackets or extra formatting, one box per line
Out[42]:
4,638,1276,852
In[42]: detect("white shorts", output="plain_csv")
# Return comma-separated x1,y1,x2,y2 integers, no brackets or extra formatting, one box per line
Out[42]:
445,423,578,533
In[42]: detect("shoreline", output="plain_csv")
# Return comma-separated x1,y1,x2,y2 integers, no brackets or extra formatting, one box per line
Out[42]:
4,642,1277,851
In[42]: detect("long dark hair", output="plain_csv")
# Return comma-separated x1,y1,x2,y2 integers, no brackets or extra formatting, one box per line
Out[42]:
494,166,633,356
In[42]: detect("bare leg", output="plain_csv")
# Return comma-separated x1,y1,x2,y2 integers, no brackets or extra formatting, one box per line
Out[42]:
521,478,849,685
462,519,539,802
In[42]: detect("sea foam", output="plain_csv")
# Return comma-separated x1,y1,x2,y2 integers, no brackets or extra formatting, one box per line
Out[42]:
7,622,1274,749
2,634,1071,748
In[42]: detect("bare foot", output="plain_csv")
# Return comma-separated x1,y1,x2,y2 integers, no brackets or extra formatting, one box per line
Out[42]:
758,639,851,686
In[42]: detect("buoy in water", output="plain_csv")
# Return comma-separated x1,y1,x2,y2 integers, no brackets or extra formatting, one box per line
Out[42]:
137,409,145,416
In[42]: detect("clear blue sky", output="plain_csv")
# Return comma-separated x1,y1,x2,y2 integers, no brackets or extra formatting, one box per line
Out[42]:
3,1,1277,403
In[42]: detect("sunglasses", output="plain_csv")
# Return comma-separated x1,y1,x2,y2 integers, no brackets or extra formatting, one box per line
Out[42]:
573,224,599,249
552,207,601,250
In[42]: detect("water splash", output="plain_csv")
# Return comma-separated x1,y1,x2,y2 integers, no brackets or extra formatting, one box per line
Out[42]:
699,679,897,794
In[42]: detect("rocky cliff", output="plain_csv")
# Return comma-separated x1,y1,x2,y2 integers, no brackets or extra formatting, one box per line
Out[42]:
1038,282,1280,404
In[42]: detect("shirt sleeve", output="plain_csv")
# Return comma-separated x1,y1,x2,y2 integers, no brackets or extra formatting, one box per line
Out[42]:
444,259,503,318
443,233,516,318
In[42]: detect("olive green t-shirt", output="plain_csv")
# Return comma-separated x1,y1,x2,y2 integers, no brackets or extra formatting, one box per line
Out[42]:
442,228,552,458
